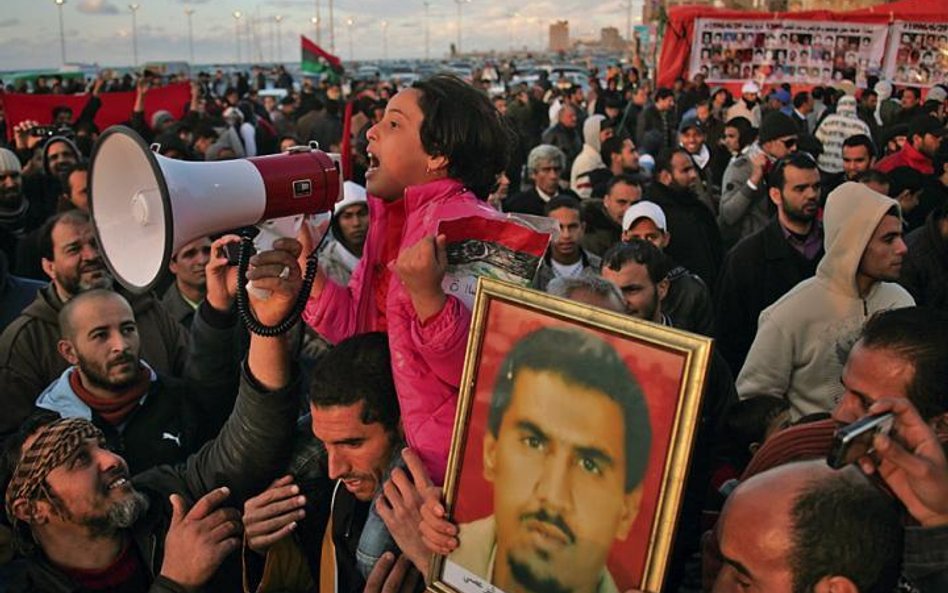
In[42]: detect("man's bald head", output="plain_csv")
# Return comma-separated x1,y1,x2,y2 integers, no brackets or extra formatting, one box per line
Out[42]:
714,460,903,593
58,289,130,341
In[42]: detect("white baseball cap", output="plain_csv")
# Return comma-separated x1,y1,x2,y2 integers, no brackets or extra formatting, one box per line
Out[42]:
741,81,760,95
622,201,667,232
334,180,368,215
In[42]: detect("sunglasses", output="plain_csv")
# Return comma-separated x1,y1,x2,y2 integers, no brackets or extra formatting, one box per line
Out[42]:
782,137,798,149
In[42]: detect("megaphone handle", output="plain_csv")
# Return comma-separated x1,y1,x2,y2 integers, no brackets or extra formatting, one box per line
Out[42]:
235,233,320,337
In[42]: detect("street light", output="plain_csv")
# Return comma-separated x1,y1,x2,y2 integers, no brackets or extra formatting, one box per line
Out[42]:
422,1,431,60
274,15,284,63
329,0,335,54
621,1,633,52
54,0,67,66
454,0,470,55
381,20,388,60
128,3,140,67
314,0,321,45
233,10,242,64
184,7,195,64
346,16,354,62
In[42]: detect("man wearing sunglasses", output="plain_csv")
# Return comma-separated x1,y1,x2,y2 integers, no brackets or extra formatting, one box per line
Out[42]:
719,112,799,248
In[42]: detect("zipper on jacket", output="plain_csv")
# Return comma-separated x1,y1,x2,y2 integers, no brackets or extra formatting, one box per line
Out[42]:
862,299,868,316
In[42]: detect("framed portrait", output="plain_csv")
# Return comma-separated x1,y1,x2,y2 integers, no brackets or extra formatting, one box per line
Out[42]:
428,279,712,593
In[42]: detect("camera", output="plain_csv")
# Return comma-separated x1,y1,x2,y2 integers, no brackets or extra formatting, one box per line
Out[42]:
826,412,894,469
29,125,72,139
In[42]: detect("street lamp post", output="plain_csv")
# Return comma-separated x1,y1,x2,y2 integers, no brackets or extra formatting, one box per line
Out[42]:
423,1,431,60
381,20,388,60
54,0,67,66
128,3,140,67
346,17,354,62
275,15,284,63
314,0,321,45
184,7,195,64
329,0,335,54
233,10,242,64
453,0,471,55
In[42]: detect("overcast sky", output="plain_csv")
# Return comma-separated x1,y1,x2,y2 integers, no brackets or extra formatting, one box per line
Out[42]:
0,0,644,70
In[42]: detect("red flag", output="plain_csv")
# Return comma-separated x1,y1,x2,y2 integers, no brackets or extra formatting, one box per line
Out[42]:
1,82,191,141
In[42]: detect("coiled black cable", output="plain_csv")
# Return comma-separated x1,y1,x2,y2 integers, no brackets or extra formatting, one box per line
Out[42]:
235,216,332,336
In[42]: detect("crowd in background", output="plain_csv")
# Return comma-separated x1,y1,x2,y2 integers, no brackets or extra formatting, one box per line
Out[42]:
0,56,946,593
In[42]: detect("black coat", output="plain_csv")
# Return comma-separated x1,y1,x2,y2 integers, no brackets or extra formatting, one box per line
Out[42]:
580,199,623,257
899,212,948,312
714,217,823,374
647,182,724,291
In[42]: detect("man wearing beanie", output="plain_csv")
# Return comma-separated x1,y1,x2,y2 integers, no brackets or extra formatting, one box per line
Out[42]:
0,148,54,270
718,111,798,247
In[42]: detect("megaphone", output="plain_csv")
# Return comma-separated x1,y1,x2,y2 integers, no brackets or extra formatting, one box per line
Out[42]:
89,125,341,294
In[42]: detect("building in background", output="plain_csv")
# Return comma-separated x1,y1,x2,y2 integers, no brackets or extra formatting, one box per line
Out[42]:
550,20,570,53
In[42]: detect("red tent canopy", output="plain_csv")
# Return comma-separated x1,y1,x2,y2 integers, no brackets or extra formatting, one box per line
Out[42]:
657,0,948,90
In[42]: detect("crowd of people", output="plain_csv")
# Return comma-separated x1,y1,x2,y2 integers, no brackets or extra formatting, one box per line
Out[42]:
0,55,946,593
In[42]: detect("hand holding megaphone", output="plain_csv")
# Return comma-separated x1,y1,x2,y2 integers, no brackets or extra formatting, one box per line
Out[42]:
244,238,304,327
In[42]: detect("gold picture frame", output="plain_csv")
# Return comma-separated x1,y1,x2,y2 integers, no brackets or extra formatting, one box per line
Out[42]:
428,278,712,593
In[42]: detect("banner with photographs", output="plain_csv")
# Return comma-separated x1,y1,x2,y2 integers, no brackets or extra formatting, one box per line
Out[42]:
690,19,888,87
883,22,948,87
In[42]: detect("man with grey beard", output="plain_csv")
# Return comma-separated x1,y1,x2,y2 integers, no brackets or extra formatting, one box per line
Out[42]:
1,236,306,592
0,210,187,437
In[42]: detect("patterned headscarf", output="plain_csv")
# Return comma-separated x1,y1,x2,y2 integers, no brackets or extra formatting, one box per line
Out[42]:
5,418,103,522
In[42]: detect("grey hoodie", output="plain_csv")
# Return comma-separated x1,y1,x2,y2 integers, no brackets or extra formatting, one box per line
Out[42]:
737,183,915,419
570,114,608,198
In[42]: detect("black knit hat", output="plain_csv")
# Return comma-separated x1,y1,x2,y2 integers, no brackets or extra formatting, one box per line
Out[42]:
41,135,81,176
758,112,798,144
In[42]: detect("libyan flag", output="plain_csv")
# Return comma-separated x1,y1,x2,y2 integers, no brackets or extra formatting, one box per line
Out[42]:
301,35,344,78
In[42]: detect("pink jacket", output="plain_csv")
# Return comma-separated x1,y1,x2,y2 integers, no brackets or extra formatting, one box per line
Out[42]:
304,178,496,484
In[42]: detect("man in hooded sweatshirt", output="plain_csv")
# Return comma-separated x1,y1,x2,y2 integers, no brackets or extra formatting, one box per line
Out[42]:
736,182,915,420
570,115,613,198
814,95,872,175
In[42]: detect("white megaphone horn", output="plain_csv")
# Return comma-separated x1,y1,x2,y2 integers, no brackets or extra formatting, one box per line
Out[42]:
89,125,342,294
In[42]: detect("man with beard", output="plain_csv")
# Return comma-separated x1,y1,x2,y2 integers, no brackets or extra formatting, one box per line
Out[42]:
443,326,652,593
0,210,187,436
582,175,641,257
32,289,233,473
648,149,724,290
738,183,915,420
725,82,762,129
532,196,601,292
0,148,51,267
876,114,945,176
318,182,370,285
1,237,305,592
715,152,824,373
162,237,212,329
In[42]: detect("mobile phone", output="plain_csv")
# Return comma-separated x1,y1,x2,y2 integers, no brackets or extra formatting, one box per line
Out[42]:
221,241,253,266
826,412,894,469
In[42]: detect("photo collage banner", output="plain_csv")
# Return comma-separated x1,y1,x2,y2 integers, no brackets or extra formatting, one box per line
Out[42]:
689,18,945,88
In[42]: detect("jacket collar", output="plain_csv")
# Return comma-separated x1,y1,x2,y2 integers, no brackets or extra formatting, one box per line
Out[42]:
899,142,933,172
381,178,468,214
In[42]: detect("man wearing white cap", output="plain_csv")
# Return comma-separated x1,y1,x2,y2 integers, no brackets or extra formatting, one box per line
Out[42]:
318,181,369,285
621,201,714,335
726,82,762,129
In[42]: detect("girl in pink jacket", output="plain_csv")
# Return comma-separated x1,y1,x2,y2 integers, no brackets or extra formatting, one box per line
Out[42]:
303,75,510,485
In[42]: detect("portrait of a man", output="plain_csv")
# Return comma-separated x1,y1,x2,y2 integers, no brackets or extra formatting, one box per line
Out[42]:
448,327,652,593
434,281,710,593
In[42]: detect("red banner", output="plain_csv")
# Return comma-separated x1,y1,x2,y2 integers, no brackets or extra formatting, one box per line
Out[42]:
1,82,191,141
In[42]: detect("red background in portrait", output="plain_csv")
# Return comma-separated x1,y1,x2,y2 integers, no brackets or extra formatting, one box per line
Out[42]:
450,298,689,591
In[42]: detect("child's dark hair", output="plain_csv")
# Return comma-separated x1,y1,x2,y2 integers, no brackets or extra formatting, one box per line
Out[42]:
718,395,789,469
411,74,513,199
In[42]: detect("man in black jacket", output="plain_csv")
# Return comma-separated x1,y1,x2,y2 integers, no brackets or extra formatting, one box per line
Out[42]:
900,202,948,312
715,152,823,373
505,145,573,216
1,238,304,593
647,148,724,290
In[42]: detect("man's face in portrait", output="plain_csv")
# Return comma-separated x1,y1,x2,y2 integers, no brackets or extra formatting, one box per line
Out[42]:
483,368,642,593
